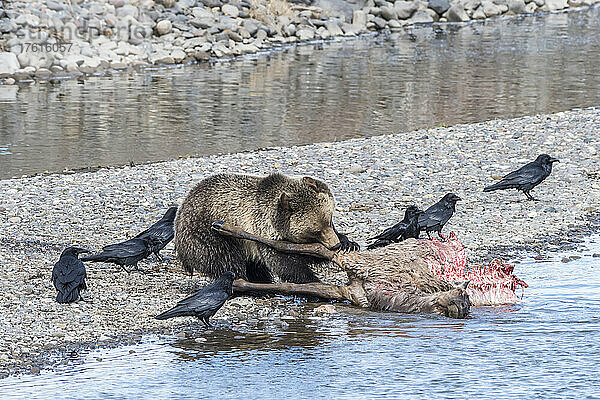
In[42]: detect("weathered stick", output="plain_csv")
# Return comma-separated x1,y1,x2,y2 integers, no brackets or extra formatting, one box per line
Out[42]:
233,278,369,307
211,221,338,261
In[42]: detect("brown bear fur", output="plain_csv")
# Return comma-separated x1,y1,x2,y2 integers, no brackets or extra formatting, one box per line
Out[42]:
175,173,341,283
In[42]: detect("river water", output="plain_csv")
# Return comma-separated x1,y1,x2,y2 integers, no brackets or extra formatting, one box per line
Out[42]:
1,7,600,178
2,235,599,399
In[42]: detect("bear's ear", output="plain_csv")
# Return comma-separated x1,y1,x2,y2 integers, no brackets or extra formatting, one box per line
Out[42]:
279,192,292,213
302,176,328,194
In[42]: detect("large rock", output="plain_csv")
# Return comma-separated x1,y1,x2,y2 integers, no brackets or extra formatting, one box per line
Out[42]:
0,18,18,33
296,28,315,41
428,0,450,14
156,20,172,35
192,7,214,19
341,22,361,35
408,9,434,23
324,21,344,36
508,0,526,13
0,52,19,75
462,0,481,10
117,4,138,18
221,4,239,18
380,5,398,19
544,0,567,9
481,0,503,16
243,19,259,36
472,5,487,17
313,0,359,22
394,1,419,19
524,2,538,12
373,16,387,28
353,10,368,27
446,4,469,21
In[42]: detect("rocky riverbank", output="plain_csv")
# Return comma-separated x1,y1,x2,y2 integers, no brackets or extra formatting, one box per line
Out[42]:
1,0,599,83
1,107,600,376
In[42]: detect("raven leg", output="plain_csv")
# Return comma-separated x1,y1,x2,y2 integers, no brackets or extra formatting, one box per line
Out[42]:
155,252,173,261
524,191,537,201
78,294,91,303
437,231,447,242
426,231,432,240
200,317,212,328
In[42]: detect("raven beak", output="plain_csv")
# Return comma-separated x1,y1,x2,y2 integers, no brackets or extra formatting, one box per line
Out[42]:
77,248,91,254
550,158,559,163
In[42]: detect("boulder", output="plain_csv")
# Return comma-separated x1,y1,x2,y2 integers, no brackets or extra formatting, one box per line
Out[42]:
508,0,526,13
353,10,368,27
373,16,387,28
222,4,239,17
156,20,172,35
324,21,344,36
394,1,419,19
472,5,487,17
481,0,503,16
524,2,538,12
0,52,19,75
428,0,450,14
380,5,398,19
544,0,567,9
408,9,435,23
296,28,315,41
446,4,469,21
462,0,481,10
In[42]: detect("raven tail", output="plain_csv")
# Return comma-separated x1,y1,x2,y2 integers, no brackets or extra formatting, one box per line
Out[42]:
80,254,105,262
155,306,186,320
483,182,505,192
56,287,80,304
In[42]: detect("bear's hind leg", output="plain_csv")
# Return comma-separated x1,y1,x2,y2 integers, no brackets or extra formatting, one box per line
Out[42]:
245,259,274,283
264,252,320,284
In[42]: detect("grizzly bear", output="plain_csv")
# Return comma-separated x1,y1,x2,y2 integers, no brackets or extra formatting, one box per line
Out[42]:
175,173,356,283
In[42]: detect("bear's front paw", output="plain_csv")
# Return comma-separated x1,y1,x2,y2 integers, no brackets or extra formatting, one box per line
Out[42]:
335,231,360,252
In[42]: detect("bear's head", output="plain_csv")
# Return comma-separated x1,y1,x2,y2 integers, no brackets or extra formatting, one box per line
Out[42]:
276,176,340,250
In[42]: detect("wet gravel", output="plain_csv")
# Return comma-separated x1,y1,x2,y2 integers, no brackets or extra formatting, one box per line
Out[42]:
1,107,599,376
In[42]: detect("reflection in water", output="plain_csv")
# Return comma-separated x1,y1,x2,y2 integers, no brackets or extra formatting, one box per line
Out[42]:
1,235,599,399
1,8,600,178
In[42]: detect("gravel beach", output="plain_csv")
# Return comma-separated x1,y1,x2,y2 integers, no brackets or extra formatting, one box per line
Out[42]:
1,107,599,376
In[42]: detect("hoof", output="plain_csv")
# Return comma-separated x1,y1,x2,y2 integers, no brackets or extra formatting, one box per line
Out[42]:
211,221,226,230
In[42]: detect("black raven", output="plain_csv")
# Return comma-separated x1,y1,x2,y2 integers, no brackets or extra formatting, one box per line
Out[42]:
483,154,559,201
367,205,423,250
155,271,236,327
52,247,89,303
81,238,155,273
135,206,177,261
418,193,461,240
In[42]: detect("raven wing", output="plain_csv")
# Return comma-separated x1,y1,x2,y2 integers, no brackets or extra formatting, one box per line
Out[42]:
101,238,148,257
498,162,545,186
418,202,447,229
135,221,174,243
52,257,86,296
180,289,229,314
371,221,409,241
